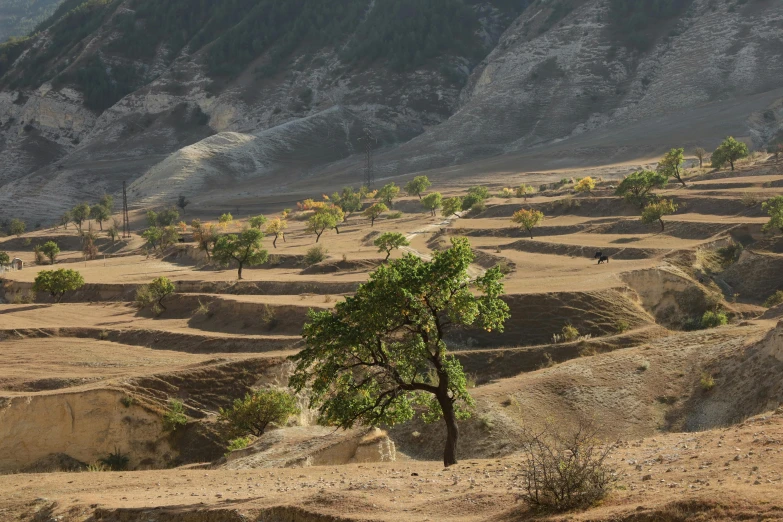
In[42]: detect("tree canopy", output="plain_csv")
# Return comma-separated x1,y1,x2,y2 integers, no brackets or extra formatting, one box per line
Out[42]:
306,205,345,242
574,177,596,194
641,199,678,231
33,268,85,302
289,237,510,466
373,232,410,260
377,182,401,208
442,196,463,217
41,241,60,265
657,148,686,186
711,137,749,171
762,196,783,234
421,192,443,216
511,208,545,239
363,202,388,226
615,170,668,207
265,217,288,248
405,176,432,199
218,389,299,439
212,228,268,279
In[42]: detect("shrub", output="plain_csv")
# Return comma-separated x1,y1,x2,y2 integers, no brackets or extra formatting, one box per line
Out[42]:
304,245,328,266
700,373,715,391
764,290,783,308
561,324,580,342
386,211,403,219
218,389,299,439
10,218,25,237
98,448,129,471
517,422,616,512
574,177,595,194
226,436,253,453
615,320,630,333
120,396,135,408
162,399,188,431
701,310,728,328
741,192,759,207
33,245,45,264
499,187,515,199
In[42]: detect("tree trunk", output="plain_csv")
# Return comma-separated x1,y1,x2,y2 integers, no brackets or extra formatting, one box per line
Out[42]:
729,159,735,171
437,393,459,467
699,158,703,168
371,217,375,227
659,218,665,232
99,221,103,230
237,262,244,280
315,232,322,243
335,226,340,234
273,235,278,248
529,229,534,240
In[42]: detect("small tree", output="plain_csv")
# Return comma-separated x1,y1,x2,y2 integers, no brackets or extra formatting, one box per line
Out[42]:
290,238,509,467
107,225,119,243
463,186,489,209
363,202,388,226
0,252,9,265
160,225,180,249
694,147,707,168
41,241,60,265
516,184,535,200
331,187,363,216
219,212,234,229
33,269,85,302
574,177,595,195
212,228,268,279
615,170,668,207
377,182,400,208
374,232,410,260
218,389,299,439
442,196,463,217
59,212,71,230
248,215,267,229
10,218,25,237
148,276,175,311
512,209,545,239
711,136,749,171
306,206,344,243
641,198,678,231
265,217,288,248
142,227,163,250
100,194,114,212
762,195,783,234
177,195,190,214
657,148,686,187
33,245,46,265
158,208,180,227
191,220,217,259
421,192,443,216
71,203,90,233
405,175,432,199
90,204,111,231
82,231,99,260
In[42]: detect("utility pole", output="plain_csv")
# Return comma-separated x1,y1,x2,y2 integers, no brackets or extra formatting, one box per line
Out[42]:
359,128,377,189
122,180,130,238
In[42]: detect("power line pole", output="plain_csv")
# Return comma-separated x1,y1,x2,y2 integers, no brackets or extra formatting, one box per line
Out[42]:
359,128,377,189
122,180,130,238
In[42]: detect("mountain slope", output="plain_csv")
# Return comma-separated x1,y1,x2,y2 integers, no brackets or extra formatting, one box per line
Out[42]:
0,0,782,222
0,0,63,41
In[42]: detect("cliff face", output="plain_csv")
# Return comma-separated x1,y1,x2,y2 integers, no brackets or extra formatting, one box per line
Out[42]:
0,0,782,221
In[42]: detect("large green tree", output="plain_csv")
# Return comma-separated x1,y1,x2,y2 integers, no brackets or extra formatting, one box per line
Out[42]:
657,148,686,187
421,192,443,217
306,205,345,243
41,241,60,265
615,170,668,207
289,238,510,466
762,196,783,234
405,175,432,199
711,137,749,171
212,228,268,279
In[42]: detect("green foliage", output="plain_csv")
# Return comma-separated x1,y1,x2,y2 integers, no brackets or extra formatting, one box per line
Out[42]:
32,268,85,302
140,276,175,311
157,208,180,227
304,244,328,266
98,448,129,471
212,228,268,279
41,241,60,265
700,372,715,391
71,203,90,232
441,196,463,217
657,148,686,186
162,399,188,431
711,137,749,171
701,310,728,328
90,204,111,229
265,217,288,248
218,389,299,438
763,290,783,308
330,187,363,215
574,177,596,194
377,182,401,208
100,194,114,211
641,199,678,231
226,436,253,453
9,218,25,237
305,205,344,243
72,56,140,113
248,215,268,229
511,208,544,239
142,227,163,250
462,186,489,210
374,232,410,260
405,175,432,199
615,170,668,207
0,251,10,265
421,192,443,216
363,202,388,226
609,0,692,51
762,196,783,234
516,184,535,199
289,237,509,466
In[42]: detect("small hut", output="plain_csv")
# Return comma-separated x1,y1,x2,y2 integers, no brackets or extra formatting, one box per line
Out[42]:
11,258,23,270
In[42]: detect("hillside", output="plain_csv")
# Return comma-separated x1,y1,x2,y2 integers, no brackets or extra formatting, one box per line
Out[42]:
0,0,63,41
0,0,782,223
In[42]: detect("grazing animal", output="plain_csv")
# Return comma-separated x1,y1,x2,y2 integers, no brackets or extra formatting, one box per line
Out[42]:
597,255,609,264
594,251,603,259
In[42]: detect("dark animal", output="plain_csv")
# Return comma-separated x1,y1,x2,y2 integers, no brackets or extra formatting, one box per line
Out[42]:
594,251,603,259
597,255,609,264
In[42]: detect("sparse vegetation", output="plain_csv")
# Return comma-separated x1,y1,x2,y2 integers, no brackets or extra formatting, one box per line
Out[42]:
98,448,130,471
700,372,715,391
304,244,328,266
517,422,616,512
764,291,783,308
10,218,25,237
162,399,188,431
226,436,253,453
289,238,509,467
248,214,268,229
516,184,535,200
218,389,299,439
701,310,728,328
574,177,595,195
32,269,85,302
694,147,707,168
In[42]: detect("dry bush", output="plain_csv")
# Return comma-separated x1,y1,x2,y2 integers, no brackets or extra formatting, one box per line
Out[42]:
516,421,616,512
741,192,759,207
